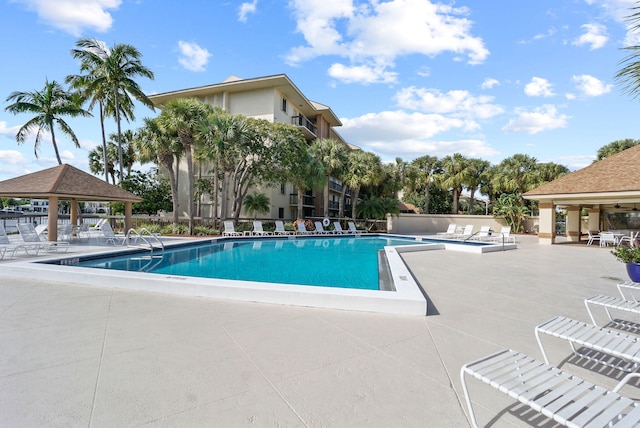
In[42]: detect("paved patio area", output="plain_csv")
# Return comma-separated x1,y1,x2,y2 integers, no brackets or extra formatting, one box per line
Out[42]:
0,234,635,427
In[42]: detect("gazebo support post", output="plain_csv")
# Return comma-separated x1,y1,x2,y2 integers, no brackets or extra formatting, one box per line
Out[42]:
588,208,600,234
125,201,133,234
565,206,581,243
70,199,78,226
538,202,556,245
47,196,59,242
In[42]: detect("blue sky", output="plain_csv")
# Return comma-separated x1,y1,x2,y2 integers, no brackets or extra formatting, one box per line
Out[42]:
1,0,640,182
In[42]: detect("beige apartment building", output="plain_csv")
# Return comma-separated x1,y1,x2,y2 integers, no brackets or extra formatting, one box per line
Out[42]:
148,74,355,221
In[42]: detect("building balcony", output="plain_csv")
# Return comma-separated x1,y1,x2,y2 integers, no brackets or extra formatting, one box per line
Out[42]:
289,194,315,207
328,201,340,211
291,115,317,139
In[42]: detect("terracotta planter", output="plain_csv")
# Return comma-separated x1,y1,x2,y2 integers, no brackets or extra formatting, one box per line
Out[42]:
626,262,640,282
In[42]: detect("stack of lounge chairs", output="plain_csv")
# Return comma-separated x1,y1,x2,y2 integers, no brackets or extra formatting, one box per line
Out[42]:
461,280,640,427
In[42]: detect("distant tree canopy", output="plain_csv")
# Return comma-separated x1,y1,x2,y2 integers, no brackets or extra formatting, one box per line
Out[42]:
595,139,640,161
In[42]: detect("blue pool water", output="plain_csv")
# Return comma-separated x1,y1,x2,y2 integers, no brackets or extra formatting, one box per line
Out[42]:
76,236,423,290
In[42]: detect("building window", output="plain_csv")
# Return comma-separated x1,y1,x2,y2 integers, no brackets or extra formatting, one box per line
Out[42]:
278,207,284,218
281,97,287,113
280,183,286,194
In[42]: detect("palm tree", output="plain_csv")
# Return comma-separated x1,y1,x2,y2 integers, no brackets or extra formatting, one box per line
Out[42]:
491,154,540,202
135,117,183,228
88,145,116,184
462,158,491,214
243,193,270,219
68,38,154,181
409,155,439,214
107,129,137,180
157,98,211,235
343,150,383,219
311,138,348,218
616,3,640,98
4,79,92,164
439,153,468,214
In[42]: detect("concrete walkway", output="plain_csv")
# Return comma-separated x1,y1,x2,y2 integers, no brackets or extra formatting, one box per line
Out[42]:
0,235,634,427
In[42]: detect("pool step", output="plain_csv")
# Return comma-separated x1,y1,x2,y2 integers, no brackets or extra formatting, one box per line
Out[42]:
378,250,395,291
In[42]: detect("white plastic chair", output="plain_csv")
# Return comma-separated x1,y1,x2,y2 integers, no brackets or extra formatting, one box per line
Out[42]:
252,221,272,236
274,220,293,235
618,231,639,247
586,230,600,246
599,231,617,247
222,221,242,236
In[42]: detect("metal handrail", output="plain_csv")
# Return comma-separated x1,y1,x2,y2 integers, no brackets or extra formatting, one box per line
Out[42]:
125,227,165,257
463,230,507,251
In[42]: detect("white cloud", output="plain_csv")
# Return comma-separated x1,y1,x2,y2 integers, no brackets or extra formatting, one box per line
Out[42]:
11,0,121,36
395,87,504,119
177,41,211,72
286,0,488,84
502,105,569,134
524,77,555,97
572,74,612,96
339,110,497,160
0,150,27,165
0,121,20,137
328,62,398,84
573,23,608,50
238,0,258,23
481,78,500,89
555,154,596,171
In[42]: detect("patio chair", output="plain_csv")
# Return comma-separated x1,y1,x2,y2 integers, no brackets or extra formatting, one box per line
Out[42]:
314,221,334,234
461,348,640,428
0,223,42,258
347,221,364,234
222,221,242,236
274,220,293,235
17,223,69,252
252,221,273,236
586,230,600,246
535,315,640,372
600,231,617,247
333,221,347,234
618,231,639,247
58,223,74,242
96,222,127,246
436,224,457,238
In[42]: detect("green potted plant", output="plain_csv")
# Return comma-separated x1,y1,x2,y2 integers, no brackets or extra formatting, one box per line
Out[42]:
611,246,640,282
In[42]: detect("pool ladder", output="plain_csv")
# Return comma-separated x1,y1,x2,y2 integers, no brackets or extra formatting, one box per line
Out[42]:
125,227,165,258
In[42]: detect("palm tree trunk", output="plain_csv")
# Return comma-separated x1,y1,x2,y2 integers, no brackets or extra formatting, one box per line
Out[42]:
220,171,229,221
424,183,430,214
49,126,63,165
339,186,347,218
99,102,109,183
469,188,476,215
452,188,459,214
212,170,219,229
297,187,304,219
115,91,124,182
351,187,360,219
185,148,194,235
324,179,329,218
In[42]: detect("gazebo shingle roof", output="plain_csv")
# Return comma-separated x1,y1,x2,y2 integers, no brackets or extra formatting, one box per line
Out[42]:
524,144,640,197
0,164,142,202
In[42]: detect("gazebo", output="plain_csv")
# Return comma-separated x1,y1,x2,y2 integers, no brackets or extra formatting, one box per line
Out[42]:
0,164,142,241
524,144,640,244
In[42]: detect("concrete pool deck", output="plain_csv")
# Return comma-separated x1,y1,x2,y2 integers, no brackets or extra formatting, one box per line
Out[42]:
0,234,635,427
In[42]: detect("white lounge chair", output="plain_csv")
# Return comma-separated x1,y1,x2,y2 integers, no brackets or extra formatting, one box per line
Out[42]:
333,222,347,234
274,220,293,235
252,221,272,236
469,225,491,241
586,230,600,246
17,223,69,252
535,315,640,372
489,226,516,244
436,224,457,238
222,221,242,236
97,223,127,246
0,223,42,258
453,224,473,240
314,221,333,235
585,294,640,327
347,221,364,234
58,223,74,242
296,222,312,235
461,348,640,428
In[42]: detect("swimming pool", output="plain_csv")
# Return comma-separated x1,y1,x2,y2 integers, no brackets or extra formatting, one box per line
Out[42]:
75,236,422,290
0,234,515,315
